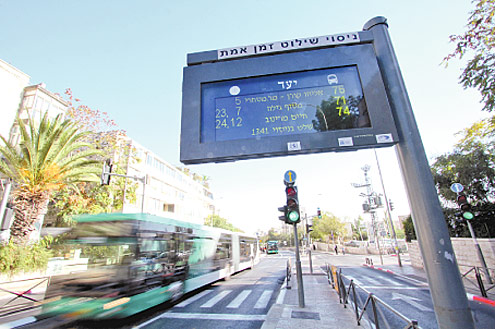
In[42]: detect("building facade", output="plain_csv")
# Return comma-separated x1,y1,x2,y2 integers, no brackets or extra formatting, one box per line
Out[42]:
1,57,215,236
8,83,69,146
0,59,30,140
119,138,215,225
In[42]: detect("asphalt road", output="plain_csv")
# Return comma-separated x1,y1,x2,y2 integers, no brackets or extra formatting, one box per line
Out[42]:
135,253,286,329
311,252,495,329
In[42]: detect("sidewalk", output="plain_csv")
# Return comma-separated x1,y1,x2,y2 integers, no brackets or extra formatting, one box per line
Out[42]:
262,252,365,329
262,250,495,329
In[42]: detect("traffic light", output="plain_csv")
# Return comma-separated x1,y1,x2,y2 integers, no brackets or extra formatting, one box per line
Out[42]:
389,199,395,211
306,218,313,233
317,207,322,219
101,159,113,185
285,184,300,224
278,205,288,223
457,194,474,220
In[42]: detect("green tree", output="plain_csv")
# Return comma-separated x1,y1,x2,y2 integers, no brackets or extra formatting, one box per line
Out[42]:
204,214,243,232
431,117,495,238
402,215,416,242
47,90,138,226
310,211,346,242
313,96,370,132
351,216,368,240
0,112,101,244
444,0,495,112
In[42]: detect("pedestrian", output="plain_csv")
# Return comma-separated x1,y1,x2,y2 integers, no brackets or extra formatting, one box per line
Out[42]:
334,245,338,255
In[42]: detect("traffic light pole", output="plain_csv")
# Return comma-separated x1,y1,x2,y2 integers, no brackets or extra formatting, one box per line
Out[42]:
364,17,475,328
304,214,313,274
104,172,146,213
466,220,493,284
293,223,305,308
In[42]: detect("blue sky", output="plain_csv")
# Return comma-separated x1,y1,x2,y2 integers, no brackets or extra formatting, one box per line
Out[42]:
0,1,486,234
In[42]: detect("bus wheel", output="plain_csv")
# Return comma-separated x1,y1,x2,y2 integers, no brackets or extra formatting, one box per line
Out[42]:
169,281,184,302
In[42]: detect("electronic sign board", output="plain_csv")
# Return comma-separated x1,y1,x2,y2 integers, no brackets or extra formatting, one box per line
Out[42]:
181,37,398,164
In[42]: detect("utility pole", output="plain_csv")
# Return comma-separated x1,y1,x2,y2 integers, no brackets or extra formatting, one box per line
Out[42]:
374,149,402,266
352,165,384,265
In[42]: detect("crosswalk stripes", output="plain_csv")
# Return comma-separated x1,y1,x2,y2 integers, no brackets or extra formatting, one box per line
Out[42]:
227,290,252,308
200,290,232,308
175,289,213,307
254,290,273,309
346,275,416,289
176,288,276,310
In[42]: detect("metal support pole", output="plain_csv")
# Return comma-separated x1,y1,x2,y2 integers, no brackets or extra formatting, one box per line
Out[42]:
105,172,147,213
308,249,313,274
0,179,12,225
374,149,402,266
364,16,474,328
293,223,305,307
371,211,384,265
141,176,146,213
466,220,493,284
362,166,384,265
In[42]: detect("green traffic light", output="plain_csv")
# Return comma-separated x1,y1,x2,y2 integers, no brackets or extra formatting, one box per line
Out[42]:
288,210,299,222
463,212,474,220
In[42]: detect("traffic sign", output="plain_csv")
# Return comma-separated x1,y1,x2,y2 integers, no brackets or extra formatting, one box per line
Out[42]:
450,183,464,194
284,170,297,184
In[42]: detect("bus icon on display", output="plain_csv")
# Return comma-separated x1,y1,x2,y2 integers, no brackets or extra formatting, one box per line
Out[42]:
327,74,338,85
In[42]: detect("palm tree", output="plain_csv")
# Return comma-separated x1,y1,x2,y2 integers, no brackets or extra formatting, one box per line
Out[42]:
0,112,102,244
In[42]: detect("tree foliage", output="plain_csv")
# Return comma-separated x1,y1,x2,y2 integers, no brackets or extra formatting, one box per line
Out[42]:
444,0,495,112
431,117,495,238
260,228,292,246
0,112,102,243
204,214,243,232
402,215,416,242
351,216,368,240
310,211,346,241
47,89,138,226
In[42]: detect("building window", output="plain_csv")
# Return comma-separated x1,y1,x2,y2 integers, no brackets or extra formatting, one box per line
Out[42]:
163,204,175,213
146,154,153,166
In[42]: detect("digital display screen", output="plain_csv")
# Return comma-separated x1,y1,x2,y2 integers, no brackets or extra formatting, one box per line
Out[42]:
201,66,370,142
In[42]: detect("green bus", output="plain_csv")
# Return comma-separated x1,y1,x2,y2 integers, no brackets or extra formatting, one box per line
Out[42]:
266,241,279,254
39,213,259,321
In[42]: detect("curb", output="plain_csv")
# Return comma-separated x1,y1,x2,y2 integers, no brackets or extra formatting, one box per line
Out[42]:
362,263,426,285
466,293,495,307
363,263,495,307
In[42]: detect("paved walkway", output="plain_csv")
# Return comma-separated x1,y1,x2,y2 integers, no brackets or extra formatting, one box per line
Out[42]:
263,249,495,329
262,251,366,329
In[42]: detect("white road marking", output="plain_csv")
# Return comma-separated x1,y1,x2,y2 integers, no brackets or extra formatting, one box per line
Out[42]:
227,290,252,308
153,312,266,321
254,290,273,309
360,286,429,290
175,289,213,307
200,290,232,308
391,292,432,312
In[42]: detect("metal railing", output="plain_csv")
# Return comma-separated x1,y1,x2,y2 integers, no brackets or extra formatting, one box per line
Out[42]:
0,276,50,318
326,263,420,329
286,258,292,289
459,265,495,298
